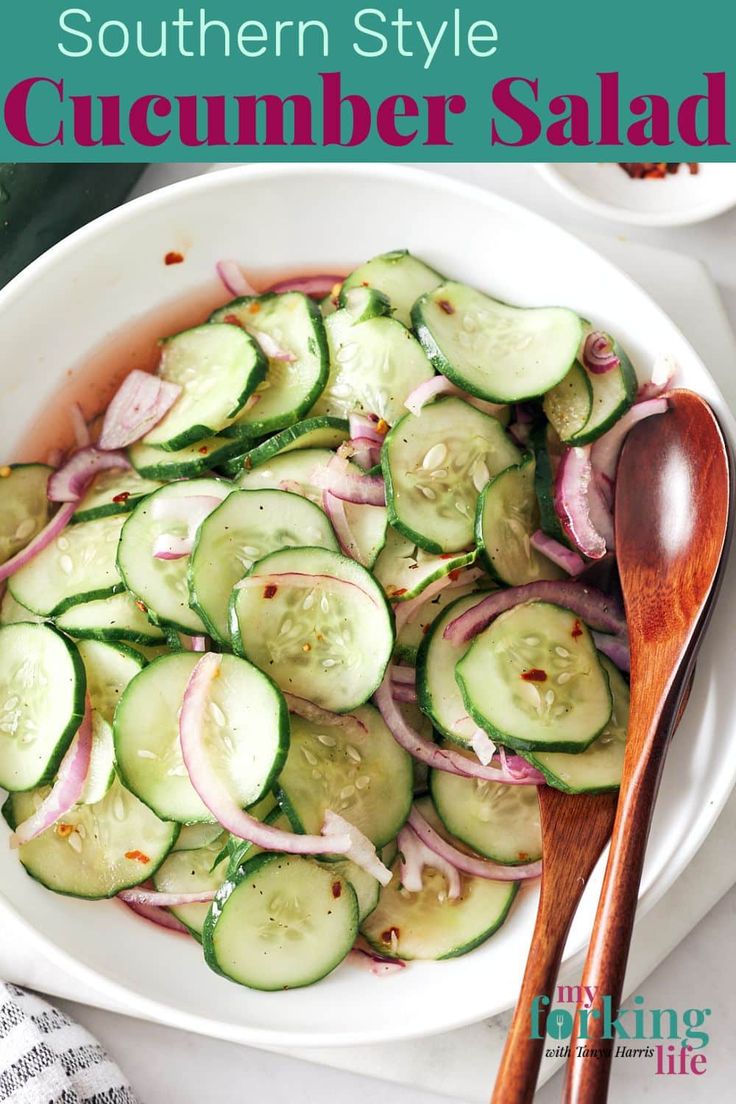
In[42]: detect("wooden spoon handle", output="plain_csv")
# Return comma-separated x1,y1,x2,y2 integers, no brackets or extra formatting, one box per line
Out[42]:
491,791,617,1104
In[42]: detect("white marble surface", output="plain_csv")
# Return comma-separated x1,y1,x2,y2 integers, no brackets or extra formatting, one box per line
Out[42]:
16,163,736,1102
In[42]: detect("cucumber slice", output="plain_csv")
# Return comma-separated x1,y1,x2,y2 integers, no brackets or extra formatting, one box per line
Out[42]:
76,638,144,724
56,591,166,645
189,489,339,643
173,822,226,852
0,464,52,566
383,397,521,554
430,754,542,864
237,447,333,507
531,425,568,546
395,581,481,664
413,283,583,403
525,656,629,793
124,642,171,663
129,436,247,480
8,514,125,617
542,361,592,443
320,856,379,923
277,704,412,848
153,838,228,938
341,250,444,328
210,293,328,438
142,325,267,450
0,623,86,792
476,455,564,586
571,342,637,444
78,712,116,805
456,601,612,753
231,546,393,713
373,524,476,602
0,590,44,626
115,651,288,824
203,853,358,990
117,478,229,635
338,286,393,325
72,468,162,524
310,306,434,425
238,416,350,474
416,592,491,748
4,777,177,899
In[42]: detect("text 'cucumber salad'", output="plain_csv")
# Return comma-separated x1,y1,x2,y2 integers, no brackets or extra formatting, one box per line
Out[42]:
0,251,671,990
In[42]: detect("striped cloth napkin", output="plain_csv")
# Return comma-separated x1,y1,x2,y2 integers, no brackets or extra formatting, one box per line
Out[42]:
0,983,137,1104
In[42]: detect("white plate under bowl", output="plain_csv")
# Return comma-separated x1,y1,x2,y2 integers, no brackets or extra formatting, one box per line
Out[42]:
538,162,736,226
1,165,735,1048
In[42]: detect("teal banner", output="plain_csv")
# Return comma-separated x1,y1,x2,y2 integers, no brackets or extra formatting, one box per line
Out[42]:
0,0,733,161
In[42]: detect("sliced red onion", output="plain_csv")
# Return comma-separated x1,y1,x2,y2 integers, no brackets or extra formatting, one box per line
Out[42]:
46,447,64,469
314,452,385,506
590,397,669,487
11,699,93,847
349,940,407,976
390,666,415,687
250,330,296,363
393,568,484,633
48,447,131,504
152,534,192,560
593,631,631,673
348,412,385,446
408,806,542,883
392,684,417,704
265,274,343,299
471,728,496,766
323,490,364,564
508,421,532,447
322,811,392,886
582,331,620,375
637,355,676,401
530,530,586,576
404,376,506,419
554,447,608,560
347,437,382,470
216,260,259,298
118,886,216,907
181,635,209,653
235,570,379,609
283,693,368,734
398,825,461,899
98,370,182,451
70,402,91,449
587,472,615,550
443,580,626,644
120,897,190,934
0,501,77,583
374,674,543,785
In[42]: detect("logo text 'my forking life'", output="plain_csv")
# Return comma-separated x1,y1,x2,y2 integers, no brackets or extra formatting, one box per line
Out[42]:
530,986,711,1077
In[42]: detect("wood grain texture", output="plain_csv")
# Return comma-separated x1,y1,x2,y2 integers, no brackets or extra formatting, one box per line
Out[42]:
562,390,732,1103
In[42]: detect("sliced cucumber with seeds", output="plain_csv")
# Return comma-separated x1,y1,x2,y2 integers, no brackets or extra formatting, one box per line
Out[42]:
203,852,358,990
238,416,349,473
189,489,339,643
383,397,521,554
153,838,228,939
237,447,333,506
117,478,229,635
571,342,637,444
0,623,86,792
310,305,434,425
231,546,393,713
9,514,125,617
341,250,443,328
0,590,44,626
210,293,328,438
413,283,583,403
72,468,162,524
457,601,612,753
373,523,476,602
542,361,592,443
3,777,177,899
531,425,568,546
277,704,412,848
173,822,227,853
142,325,267,450
476,455,564,586
430,754,542,864
320,856,379,923
525,656,628,793
0,464,52,566
56,591,166,645
76,638,144,724
395,582,481,664
129,436,247,480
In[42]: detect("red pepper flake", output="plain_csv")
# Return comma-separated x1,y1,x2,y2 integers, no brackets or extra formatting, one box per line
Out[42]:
448,569,461,582
222,313,243,328
331,881,342,899
55,822,74,838
125,850,150,864
438,299,455,315
135,600,147,613
517,851,530,861
112,491,130,504
422,623,431,635
164,251,184,266
198,446,210,455
571,620,583,640
381,927,400,943
263,584,278,599
388,586,408,597
248,302,261,314
521,669,547,683
375,419,389,436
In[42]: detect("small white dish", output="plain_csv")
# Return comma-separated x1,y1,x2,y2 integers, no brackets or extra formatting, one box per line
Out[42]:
538,162,736,226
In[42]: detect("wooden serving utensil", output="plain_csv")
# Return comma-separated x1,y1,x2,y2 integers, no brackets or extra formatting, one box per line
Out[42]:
562,389,732,1102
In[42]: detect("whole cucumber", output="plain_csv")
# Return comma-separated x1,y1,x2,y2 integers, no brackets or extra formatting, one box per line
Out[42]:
0,164,146,287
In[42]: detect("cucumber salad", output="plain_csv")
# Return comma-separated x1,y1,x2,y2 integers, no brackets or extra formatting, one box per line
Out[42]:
0,250,672,991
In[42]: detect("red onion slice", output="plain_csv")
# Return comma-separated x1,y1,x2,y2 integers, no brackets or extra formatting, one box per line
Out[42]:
391,684,417,704
152,534,192,560
48,447,131,504
590,397,669,486
0,501,76,583
593,631,631,673
404,376,506,419
70,403,91,449
235,570,379,609
323,491,364,564
390,666,415,687
98,370,182,450
582,331,621,375
250,330,296,363
347,437,382,470
443,580,626,644
470,729,497,766
398,825,461,899
408,806,542,883
283,693,368,734
180,635,209,653
322,811,392,886
120,897,190,934
348,412,385,445
392,568,484,633
314,453,386,507
637,355,675,402
554,447,608,560
265,274,343,299
530,530,586,576
11,699,93,847
349,940,407,976
118,887,216,907
216,260,259,298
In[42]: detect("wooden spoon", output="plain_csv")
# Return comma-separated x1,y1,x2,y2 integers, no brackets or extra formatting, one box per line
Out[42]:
562,389,732,1102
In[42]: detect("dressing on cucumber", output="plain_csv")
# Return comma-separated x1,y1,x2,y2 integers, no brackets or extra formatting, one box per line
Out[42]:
0,465,52,566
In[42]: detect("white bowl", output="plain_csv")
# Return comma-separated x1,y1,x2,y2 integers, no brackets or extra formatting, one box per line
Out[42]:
1,165,735,1047
538,162,736,227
